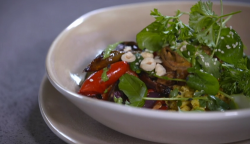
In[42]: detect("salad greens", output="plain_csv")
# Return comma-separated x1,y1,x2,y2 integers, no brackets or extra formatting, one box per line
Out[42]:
215,28,243,64
128,0,247,110
80,0,250,112
186,68,219,95
220,58,250,96
136,9,194,51
118,74,147,107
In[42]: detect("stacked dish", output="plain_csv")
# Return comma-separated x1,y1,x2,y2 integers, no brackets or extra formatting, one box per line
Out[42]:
40,1,250,144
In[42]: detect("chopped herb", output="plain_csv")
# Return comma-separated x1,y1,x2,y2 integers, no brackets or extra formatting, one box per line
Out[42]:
193,90,205,97
177,100,182,107
220,58,250,96
101,67,109,82
103,42,122,59
170,88,179,98
104,89,108,94
114,96,123,104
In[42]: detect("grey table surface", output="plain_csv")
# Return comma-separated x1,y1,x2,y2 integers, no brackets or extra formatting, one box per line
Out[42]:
1,0,250,144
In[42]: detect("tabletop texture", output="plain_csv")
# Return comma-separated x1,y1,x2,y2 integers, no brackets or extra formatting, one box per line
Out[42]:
0,0,249,144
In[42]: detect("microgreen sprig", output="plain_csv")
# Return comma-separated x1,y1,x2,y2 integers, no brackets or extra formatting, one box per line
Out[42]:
143,96,208,101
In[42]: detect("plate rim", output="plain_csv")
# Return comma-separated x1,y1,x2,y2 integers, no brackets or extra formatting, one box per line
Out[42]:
38,75,78,144
38,75,161,144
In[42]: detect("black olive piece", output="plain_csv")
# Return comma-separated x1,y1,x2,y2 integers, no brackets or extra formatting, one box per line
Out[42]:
95,94,102,99
115,41,140,51
150,76,158,81
163,86,172,97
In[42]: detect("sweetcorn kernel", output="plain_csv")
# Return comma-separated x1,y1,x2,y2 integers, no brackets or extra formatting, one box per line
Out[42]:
180,85,189,92
181,105,191,111
167,101,178,110
180,100,191,108
184,91,193,98
191,99,200,108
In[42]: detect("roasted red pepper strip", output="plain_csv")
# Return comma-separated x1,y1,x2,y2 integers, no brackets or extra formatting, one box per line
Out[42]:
126,68,138,77
147,89,154,93
79,61,129,96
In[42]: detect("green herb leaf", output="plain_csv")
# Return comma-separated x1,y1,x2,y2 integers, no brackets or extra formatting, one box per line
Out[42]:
177,100,182,107
207,95,230,111
181,44,198,65
197,23,219,48
215,28,243,64
189,0,218,47
178,24,194,41
182,44,196,58
220,59,250,96
190,1,215,18
194,90,205,97
170,88,179,98
103,42,121,59
118,73,147,107
220,67,242,95
136,22,164,51
165,21,194,47
199,99,207,108
196,51,221,78
104,89,108,94
187,69,219,95
189,1,241,48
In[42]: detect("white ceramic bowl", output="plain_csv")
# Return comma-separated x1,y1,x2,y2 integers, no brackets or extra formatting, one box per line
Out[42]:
46,1,250,144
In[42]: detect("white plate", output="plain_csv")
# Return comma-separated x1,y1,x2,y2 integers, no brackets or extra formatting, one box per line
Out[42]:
39,76,250,144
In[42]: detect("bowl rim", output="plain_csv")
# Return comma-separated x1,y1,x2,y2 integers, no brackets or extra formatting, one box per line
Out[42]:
46,0,250,121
